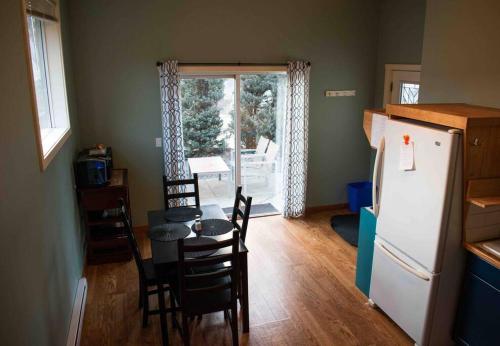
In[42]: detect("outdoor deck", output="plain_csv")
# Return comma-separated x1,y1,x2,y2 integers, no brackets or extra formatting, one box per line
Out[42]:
198,172,282,215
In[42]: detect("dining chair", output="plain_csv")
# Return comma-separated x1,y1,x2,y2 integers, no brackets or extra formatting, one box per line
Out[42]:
171,231,241,346
163,173,200,209
231,186,252,243
118,198,176,328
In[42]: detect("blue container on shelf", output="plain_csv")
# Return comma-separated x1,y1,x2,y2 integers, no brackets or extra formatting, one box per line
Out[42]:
347,181,373,212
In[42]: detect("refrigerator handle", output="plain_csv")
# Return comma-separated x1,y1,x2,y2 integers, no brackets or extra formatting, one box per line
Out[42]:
376,241,431,281
372,136,385,217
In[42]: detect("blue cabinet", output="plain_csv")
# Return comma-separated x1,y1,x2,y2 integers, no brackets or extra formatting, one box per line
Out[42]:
355,207,376,297
454,253,500,345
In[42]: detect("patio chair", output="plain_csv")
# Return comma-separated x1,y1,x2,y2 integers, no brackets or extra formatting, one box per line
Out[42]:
228,136,270,181
241,136,270,162
241,140,279,191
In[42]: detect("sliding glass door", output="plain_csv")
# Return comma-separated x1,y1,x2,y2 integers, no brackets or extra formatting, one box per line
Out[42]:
180,77,236,208
180,71,286,216
239,74,287,214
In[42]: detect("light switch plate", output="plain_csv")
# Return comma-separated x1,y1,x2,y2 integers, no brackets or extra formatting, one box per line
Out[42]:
155,138,162,147
325,90,356,97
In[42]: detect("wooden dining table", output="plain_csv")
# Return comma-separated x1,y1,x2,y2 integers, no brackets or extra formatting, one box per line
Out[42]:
148,204,249,346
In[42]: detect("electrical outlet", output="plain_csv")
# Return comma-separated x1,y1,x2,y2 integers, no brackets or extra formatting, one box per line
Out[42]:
325,90,356,97
155,138,162,147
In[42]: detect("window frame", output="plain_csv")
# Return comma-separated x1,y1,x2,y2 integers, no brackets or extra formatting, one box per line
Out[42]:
21,1,71,171
383,64,421,108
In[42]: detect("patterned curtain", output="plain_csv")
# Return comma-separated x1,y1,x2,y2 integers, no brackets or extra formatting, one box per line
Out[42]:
282,61,311,217
158,60,187,206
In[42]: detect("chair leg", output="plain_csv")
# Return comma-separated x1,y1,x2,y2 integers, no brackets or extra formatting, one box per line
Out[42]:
182,313,190,346
142,291,149,328
230,305,239,346
138,280,144,309
224,309,229,320
169,289,176,329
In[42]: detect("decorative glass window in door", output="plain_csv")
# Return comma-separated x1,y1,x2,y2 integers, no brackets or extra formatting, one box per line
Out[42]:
399,82,420,104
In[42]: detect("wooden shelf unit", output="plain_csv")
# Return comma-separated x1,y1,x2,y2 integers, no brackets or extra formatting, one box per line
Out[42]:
78,169,132,265
467,196,500,208
364,103,500,269
466,177,500,208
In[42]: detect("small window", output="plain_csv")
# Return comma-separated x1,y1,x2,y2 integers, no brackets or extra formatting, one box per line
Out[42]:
383,64,421,107
399,82,420,104
24,0,71,170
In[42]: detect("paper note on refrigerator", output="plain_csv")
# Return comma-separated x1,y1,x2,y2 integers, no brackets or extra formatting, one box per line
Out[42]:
370,113,387,149
399,142,415,171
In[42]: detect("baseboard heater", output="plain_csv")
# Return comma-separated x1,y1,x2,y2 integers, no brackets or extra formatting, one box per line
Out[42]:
66,278,88,346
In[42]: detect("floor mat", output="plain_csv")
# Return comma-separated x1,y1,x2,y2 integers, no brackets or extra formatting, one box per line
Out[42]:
330,214,360,246
223,202,279,217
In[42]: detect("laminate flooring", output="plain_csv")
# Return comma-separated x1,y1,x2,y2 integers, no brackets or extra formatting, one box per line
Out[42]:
81,210,412,345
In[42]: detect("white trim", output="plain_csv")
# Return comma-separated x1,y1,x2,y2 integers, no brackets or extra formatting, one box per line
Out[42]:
235,75,242,188
40,126,67,153
383,64,421,107
179,65,287,75
66,278,87,346
179,74,236,80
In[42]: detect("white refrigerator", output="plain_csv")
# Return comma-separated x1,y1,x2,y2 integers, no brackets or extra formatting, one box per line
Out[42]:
369,119,465,346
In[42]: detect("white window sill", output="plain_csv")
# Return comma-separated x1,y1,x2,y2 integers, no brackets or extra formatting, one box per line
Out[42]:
39,127,71,170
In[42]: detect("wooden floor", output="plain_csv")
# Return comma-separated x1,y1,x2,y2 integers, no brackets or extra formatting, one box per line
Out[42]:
81,210,412,345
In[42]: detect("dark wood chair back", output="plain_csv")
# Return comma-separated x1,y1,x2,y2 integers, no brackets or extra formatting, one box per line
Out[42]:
176,231,240,316
231,186,252,242
163,173,200,209
119,198,146,282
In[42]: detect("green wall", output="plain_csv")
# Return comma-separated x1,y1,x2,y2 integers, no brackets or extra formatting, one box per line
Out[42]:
373,0,426,108
68,0,380,225
0,0,83,345
420,0,500,107
368,0,426,175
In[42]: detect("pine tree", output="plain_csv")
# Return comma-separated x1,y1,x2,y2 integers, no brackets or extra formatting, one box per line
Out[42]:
180,79,225,157
240,74,279,148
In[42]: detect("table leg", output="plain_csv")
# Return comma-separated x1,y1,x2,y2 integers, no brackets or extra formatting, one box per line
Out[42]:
240,253,249,333
156,266,169,346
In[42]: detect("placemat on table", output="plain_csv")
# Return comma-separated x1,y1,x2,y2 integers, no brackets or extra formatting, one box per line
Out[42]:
164,207,203,222
191,218,234,236
149,223,191,242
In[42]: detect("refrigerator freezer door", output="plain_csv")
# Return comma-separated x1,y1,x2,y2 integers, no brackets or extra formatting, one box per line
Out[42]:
376,120,459,272
370,238,438,345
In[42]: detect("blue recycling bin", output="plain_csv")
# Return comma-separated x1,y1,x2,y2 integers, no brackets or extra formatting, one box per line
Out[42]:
347,181,372,212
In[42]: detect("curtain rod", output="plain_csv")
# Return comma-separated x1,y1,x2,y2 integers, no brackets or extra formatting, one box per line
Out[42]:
155,61,311,67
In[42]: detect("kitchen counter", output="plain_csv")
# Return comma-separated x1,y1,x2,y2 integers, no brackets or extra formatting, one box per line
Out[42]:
464,241,500,270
